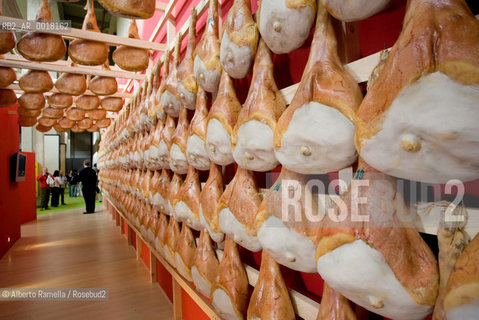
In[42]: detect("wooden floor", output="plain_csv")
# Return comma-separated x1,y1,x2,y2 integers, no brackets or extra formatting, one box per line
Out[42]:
0,205,173,320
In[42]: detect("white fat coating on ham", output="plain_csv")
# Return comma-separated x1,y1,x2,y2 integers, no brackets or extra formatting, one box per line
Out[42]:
199,205,225,243
361,72,479,184
257,215,316,273
150,192,169,214
178,83,197,110
164,245,176,267
191,266,212,299
174,201,202,231
206,118,235,165
174,252,192,281
158,140,171,169
146,229,155,245
275,101,357,174
161,90,181,118
220,31,253,79
187,134,211,171
154,237,163,253
446,303,479,320
233,120,278,171
321,0,390,22
167,200,174,217
219,208,262,252
259,0,315,54
212,288,243,320
146,145,162,170
316,240,433,320
194,56,221,93
140,111,154,130
169,143,188,174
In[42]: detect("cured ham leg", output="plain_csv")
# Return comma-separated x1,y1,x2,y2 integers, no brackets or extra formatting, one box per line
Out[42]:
170,107,189,174
69,0,109,66
192,229,219,299
164,216,180,267
19,70,53,93
0,1,15,55
316,283,358,320
247,251,295,320
17,116,36,127
212,236,249,320
55,62,87,96
19,93,45,110
443,234,479,320
48,94,73,109
187,87,211,171
218,167,262,252
321,0,391,22
206,71,242,166
256,167,319,272
75,95,100,111
167,173,183,218
153,59,167,123
17,0,66,61
158,115,176,169
154,213,169,257
194,0,221,93
355,0,479,183
0,67,16,88
220,0,258,79
178,8,198,110
97,0,155,19
146,120,164,171
101,97,123,112
232,39,286,171
315,159,439,320
113,20,149,72
175,223,197,281
199,162,224,244
88,63,118,96
173,166,202,231
274,4,362,174
258,0,316,54
162,40,181,118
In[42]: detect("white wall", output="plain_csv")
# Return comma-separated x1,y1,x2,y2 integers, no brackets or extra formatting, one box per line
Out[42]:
44,135,59,172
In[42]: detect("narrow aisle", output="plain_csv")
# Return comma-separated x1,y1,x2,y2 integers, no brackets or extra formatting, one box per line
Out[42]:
0,205,173,320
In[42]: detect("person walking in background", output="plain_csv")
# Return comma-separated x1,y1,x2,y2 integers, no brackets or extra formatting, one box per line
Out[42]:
66,170,73,197
79,160,97,214
36,167,51,211
70,170,80,197
59,170,67,205
50,170,63,207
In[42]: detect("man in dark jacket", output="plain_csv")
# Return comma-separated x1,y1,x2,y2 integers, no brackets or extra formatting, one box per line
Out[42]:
79,159,97,214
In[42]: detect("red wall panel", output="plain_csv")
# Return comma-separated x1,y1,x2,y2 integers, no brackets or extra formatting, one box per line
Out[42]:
19,152,36,225
157,259,173,301
181,288,210,320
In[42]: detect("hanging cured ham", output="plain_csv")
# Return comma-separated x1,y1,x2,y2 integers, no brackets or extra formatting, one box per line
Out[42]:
18,116,37,127
42,107,64,119
247,252,295,320
87,123,99,132
47,93,73,109
258,0,316,54
55,64,87,96
17,0,66,61
150,169,170,215
321,0,391,22
162,40,181,118
154,56,169,123
0,89,17,108
88,64,118,95
186,88,210,171
199,163,224,244
0,2,15,55
78,117,93,130
19,93,45,110
58,117,75,129
443,234,479,320
101,97,124,112
212,236,249,320
316,283,358,320
355,0,479,184
97,0,155,19
112,20,149,72
65,107,86,121
96,118,111,128
256,167,319,273
69,0,109,66
177,8,198,111
36,124,53,132
315,159,439,320
174,224,197,281
88,108,107,121
75,95,101,111
164,216,180,267
167,173,183,217
169,107,189,174
194,0,221,93
218,167,262,252
0,67,16,88
17,107,41,118
145,120,162,170
274,5,362,174
205,71,242,166
38,117,57,127
19,70,53,93
220,0,258,79
173,166,202,231
192,229,219,299
154,213,169,257
232,39,286,171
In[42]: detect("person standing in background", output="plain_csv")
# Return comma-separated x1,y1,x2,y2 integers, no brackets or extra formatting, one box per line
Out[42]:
70,170,80,197
50,170,63,207
79,160,97,214
36,167,51,211
59,170,67,205
66,170,73,197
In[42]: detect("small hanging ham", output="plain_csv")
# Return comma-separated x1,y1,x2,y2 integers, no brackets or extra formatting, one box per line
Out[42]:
167,173,183,218
194,0,221,93
78,117,93,130
192,229,219,299
315,159,439,320
186,88,210,171
212,236,249,320
42,107,64,119
199,163,224,243
19,70,53,93
97,0,155,19
151,169,171,215
0,89,17,108
88,64,118,95
154,57,168,123
232,39,286,171
75,95,101,111
275,5,362,174
145,119,163,171
88,108,107,121
69,0,109,66
65,107,86,121
96,118,111,128
247,251,295,320
206,71,242,165
178,8,198,111
258,0,316,54
112,20,149,72
17,0,66,61
0,2,15,55
256,167,320,273
355,0,479,184
18,116,37,127
17,107,41,118
55,64,87,96
87,123,99,132
55,123,69,132
162,40,181,118
0,67,16,88
164,216,180,267
154,213,169,257
169,107,189,174
316,283,358,320
218,167,262,252
101,96,124,112
58,117,75,129
220,0,258,79
321,0,391,22
174,223,197,281
47,93,73,109
19,93,45,110
38,117,57,127
36,124,53,132
173,166,201,231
